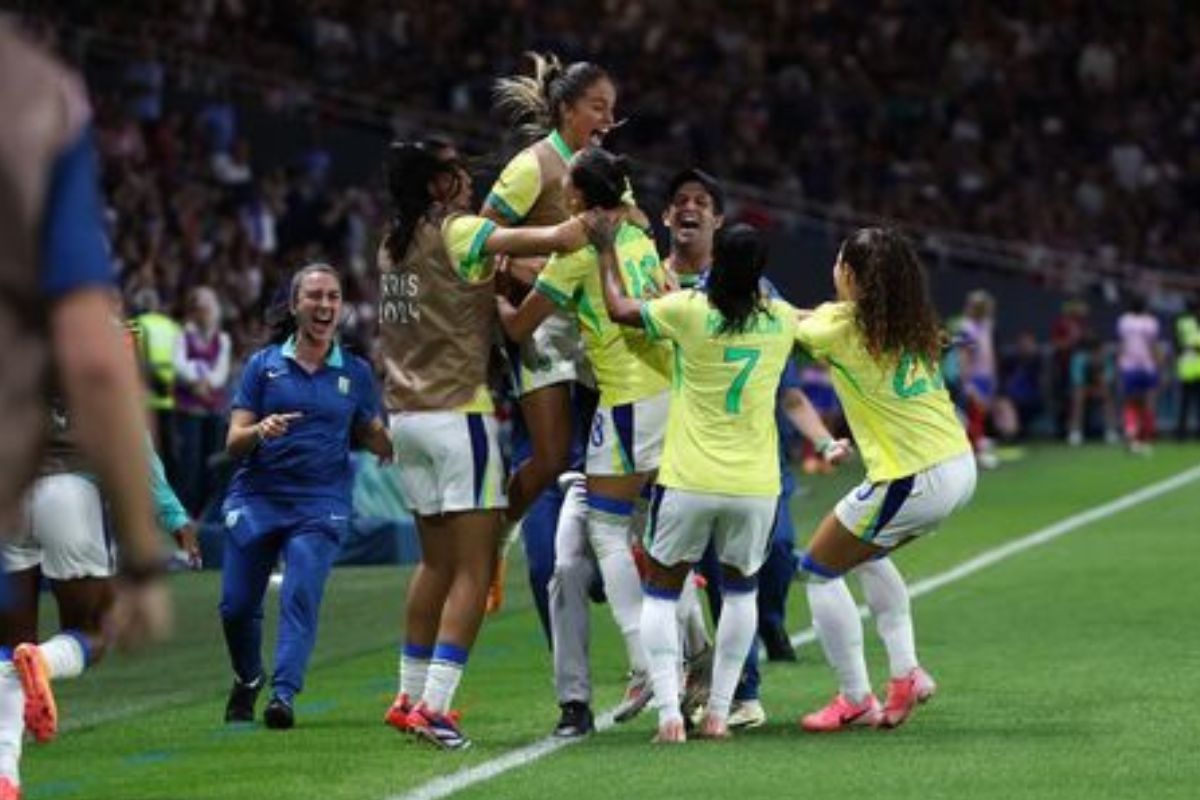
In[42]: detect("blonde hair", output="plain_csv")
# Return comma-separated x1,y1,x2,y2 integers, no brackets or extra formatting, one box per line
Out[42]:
492,52,610,144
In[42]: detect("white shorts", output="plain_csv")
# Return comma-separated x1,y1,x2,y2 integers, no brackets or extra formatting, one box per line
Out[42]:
516,311,591,395
390,411,508,517
835,451,977,549
2,473,114,579
645,485,778,576
585,391,669,476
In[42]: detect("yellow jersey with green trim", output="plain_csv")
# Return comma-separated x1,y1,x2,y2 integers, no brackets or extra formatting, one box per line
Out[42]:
796,301,970,482
484,131,573,226
642,292,799,497
534,223,671,406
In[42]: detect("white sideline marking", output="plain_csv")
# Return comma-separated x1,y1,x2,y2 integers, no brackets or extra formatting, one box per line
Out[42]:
388,463,1200,800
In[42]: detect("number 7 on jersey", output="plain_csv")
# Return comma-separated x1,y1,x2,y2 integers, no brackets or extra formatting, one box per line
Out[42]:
724,347,760,413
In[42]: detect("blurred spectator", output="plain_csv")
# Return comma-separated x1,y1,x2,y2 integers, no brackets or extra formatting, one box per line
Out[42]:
998,332,1045,440
1067,336,1119,446
1173,297,1200,439
173,286,232,515
1050,298,1092,435
132,289,182,471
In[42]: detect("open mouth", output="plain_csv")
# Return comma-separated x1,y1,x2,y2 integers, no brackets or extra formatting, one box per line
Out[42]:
677,212,701,231
311,313,335,332
590,118,628,148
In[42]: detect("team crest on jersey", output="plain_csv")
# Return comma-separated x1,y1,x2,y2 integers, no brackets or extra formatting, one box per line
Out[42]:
338,376,350,395
225,509,241,528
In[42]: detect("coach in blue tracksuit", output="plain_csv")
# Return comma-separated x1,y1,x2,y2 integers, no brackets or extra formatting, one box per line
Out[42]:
219,264,391,729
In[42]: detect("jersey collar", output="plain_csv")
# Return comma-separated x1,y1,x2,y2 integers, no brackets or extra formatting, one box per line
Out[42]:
281,335,344,368
547,130,575,165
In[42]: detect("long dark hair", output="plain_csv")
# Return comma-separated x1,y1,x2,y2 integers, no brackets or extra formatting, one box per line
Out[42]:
569,148,630,210
839,227,943,364
383,140,461,264
493,52,611,143
707,224,771,335
267,263,341,344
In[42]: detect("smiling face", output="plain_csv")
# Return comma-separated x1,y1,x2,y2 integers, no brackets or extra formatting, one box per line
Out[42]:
292,269,342,346
560,77,616,151
664,181,723,251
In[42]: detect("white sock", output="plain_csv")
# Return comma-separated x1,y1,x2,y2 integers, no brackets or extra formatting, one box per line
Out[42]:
588,504,648,673
0,661,22,785
677,578,711,659
640,593,682,725
398,643,431,699
41,633,87,680
854,558,919,679
807,578,871,703
708,589,758,721
422,642,468,714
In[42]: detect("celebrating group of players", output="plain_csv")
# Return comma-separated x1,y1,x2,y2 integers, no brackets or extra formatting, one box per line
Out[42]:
373,52,976,749
0,35,979,799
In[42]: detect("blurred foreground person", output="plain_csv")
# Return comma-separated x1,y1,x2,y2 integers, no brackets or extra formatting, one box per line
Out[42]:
0,24,172,799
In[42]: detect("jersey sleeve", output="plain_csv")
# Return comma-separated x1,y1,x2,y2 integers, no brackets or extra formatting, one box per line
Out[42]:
146,434,190,535
642,291,690,343
39,127,115,299
795,302,845,361
534,249,589,309
484,150,541,224
230,351,266,414
442,215,497,282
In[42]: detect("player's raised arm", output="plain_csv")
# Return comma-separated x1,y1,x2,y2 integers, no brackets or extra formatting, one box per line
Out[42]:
589,215,644,328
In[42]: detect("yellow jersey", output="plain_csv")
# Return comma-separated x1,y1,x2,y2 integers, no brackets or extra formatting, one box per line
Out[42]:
642,291,799,497
796,301,970,482
534,223,672,406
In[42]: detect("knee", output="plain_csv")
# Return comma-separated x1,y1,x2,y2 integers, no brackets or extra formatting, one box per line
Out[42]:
219,589,263,622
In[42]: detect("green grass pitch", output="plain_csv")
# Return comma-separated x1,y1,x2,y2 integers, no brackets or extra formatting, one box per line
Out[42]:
23,443,1200,799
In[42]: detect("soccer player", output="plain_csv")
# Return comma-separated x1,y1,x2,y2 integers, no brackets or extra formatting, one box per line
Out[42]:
591,222,815,742
958,290,999,469
378,141,604,749
497,148,671,724
220,264,391,730
1,430,197,792
661,170,845,733
0,25,171,799
794,228,976,732
1115,296,1163,453
484,53,619,611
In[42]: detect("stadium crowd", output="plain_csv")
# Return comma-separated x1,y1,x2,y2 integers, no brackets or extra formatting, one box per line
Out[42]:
36,0,1200,278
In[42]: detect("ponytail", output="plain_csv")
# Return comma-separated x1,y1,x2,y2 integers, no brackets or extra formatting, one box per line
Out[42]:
707,225,770,335
383,141,457,265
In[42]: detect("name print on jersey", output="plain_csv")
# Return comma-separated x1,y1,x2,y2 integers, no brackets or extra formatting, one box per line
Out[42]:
380,272,421,325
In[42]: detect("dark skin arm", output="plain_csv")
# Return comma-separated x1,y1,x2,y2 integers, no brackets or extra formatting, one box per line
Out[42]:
588,215,644,328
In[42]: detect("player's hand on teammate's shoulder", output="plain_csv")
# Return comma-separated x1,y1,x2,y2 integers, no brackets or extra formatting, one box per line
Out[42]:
581,208,622,251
